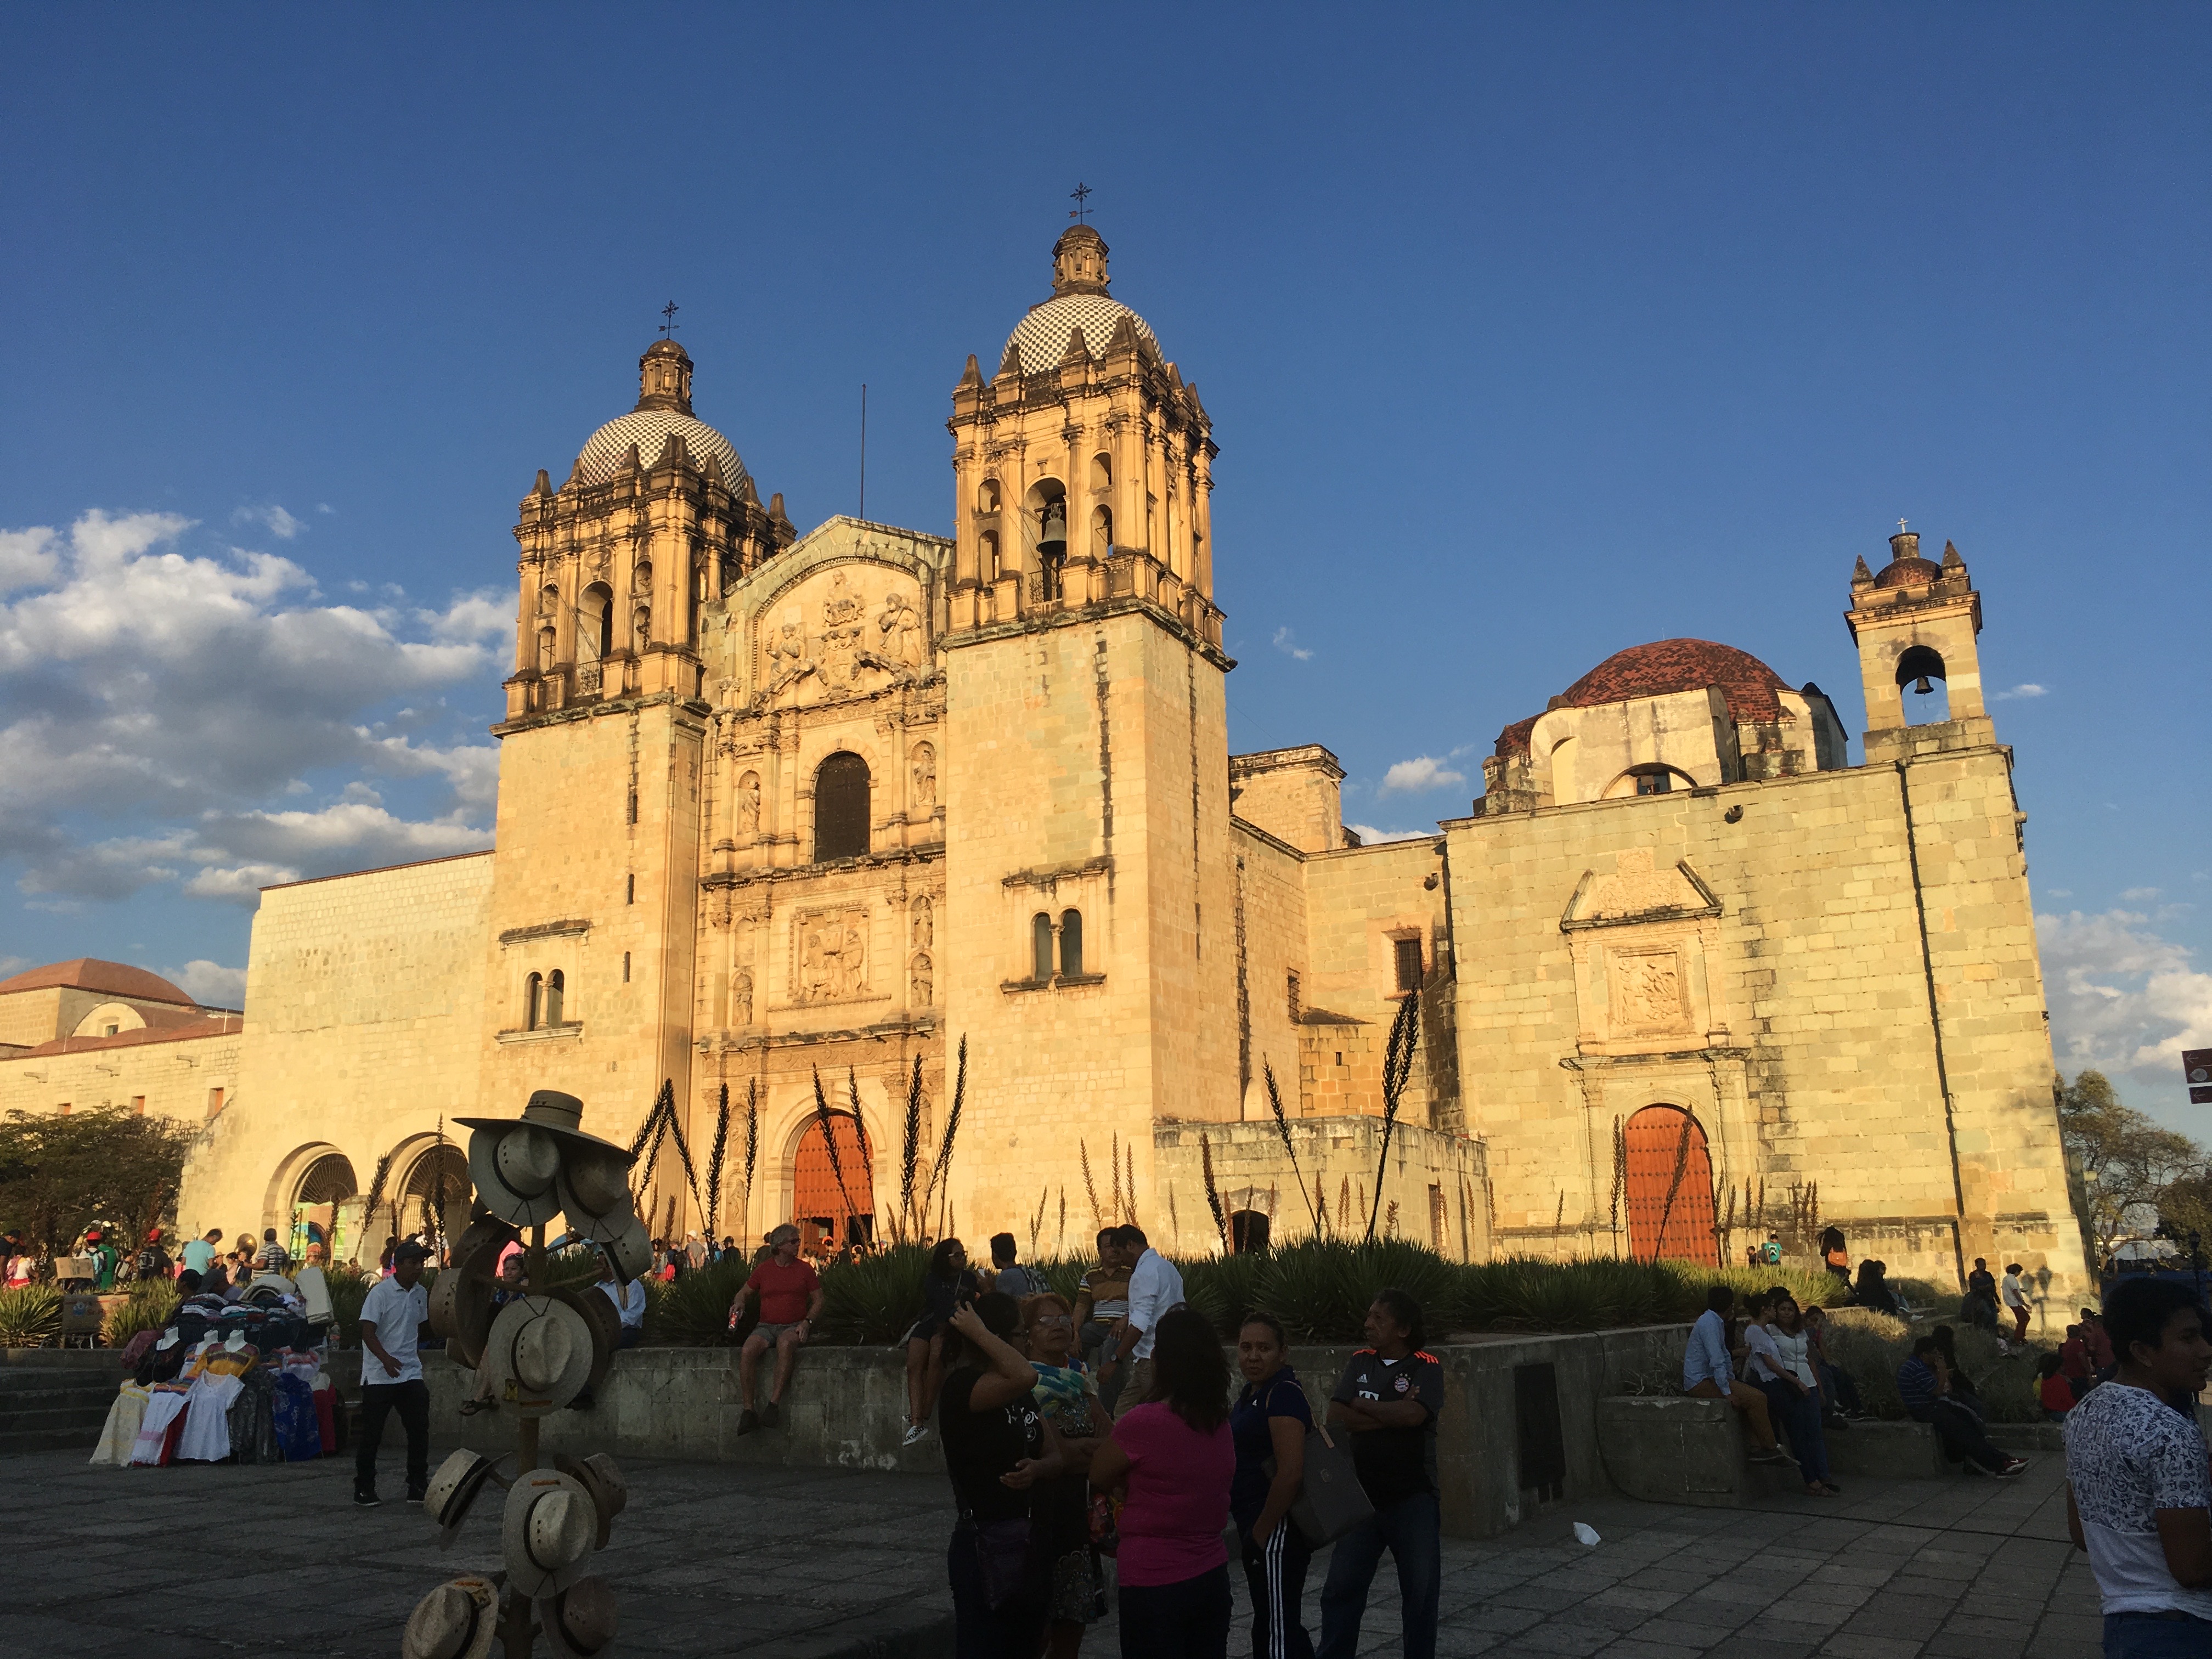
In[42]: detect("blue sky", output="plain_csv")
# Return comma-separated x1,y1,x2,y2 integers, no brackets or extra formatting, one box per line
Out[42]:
1,7,2205,1123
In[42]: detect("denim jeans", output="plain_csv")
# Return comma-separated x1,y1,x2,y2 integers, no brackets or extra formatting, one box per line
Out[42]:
1318,1491,1440,1659
1119,1564,1232,1659
2104,1610,2212,1657
1908,1399,2007,1472
1756,1378,1830,1485
355,1379,428,1496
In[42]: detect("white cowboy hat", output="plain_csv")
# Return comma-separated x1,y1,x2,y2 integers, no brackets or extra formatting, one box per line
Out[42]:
423,1448,505,1549
430,1270,497,1370
456,1090,633,1157
554,1286,622,1398
501,1469,600,1599
535,1575,618,1659
552,1452,628,1549
466,1122,565,1227
594,1207,652,1284
400,1575,498,1659
486,1295,597,1417
555,1145,633,1227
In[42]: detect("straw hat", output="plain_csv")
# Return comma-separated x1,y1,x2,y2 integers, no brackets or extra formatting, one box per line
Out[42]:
400,1575,498,1659
429,1271,496,1370
535,1575,618,1659
555,1146,634,1228
423,1448,505,1549
456,1090,632,1157
555,1285,622,1398
448,1215,521,1279
501,1469,600,1598
552,1452,628,1549
595,1207,652,1284
486,1295,597,1416
466,1122,565,1227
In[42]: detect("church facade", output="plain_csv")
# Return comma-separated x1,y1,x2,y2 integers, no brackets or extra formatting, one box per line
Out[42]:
88,224,2081,1296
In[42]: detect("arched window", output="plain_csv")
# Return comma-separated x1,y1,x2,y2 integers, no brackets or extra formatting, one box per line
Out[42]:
538,583,560,617
814,752,871,861
978,478,1001,514
632,605,651,654
524,972,543,1031
981,530,1001,581
544,969,565,1026
1091,452,1112,492
1622,1105,1719,1265
631,560,653,596
1030,480,1069,599
537,627,556,672
1032,912,1054,981
579,583,613,661
1091,505,1113,559
1059,909,1084,977
1896,645,1951,724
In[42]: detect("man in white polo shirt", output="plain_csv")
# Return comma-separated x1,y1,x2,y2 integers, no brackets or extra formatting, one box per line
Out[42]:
1108,1224,1184,1403
354,1239,432,1508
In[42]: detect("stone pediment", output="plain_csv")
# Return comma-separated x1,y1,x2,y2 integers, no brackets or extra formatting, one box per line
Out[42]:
1560,850,1720,932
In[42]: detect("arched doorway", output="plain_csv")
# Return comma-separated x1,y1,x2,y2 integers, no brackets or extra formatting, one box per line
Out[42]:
793,1112,874,1257
1622,1105,1719,1265
398,1143,470,1252
289,1152,357,1263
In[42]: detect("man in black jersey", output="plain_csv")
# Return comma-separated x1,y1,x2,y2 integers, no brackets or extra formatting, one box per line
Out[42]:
1319,1288,1444,1659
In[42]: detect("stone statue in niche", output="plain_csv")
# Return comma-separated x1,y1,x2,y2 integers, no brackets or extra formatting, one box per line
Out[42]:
911,895,932,951
877,591,924,668
733,771,761,837
731,968,754,1028
912,742,937,811
1613,951,1686,1031
911,952,933,1007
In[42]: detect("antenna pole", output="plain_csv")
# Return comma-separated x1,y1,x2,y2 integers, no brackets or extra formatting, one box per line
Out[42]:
859,383,867,523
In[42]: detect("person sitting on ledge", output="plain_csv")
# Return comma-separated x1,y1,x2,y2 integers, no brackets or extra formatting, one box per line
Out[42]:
730,1223,822,1435
1897,1336,2025,1477
599,1251,646,1349
1681,1285,1794,1466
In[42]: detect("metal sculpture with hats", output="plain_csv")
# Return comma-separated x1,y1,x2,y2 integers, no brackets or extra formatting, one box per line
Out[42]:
404,1088,640,1659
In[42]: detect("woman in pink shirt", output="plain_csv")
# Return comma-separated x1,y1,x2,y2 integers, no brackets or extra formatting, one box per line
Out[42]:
1088,1306,1235,1658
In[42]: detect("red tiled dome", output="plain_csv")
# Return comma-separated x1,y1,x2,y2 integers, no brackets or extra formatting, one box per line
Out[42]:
1873,557,1943,589
0,957,195,1006
1493,639,1790,757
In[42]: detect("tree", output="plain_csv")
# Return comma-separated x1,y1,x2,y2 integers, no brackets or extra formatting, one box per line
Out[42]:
0,1107,196,1255
2057,1070,2208,1265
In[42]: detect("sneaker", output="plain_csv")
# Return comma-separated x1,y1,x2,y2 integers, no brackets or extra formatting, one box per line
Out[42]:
1995,1458,2029,1479
760,1401,780,1429
353,1491,381,1508
737,1408,760,1436
901,1422,929,1447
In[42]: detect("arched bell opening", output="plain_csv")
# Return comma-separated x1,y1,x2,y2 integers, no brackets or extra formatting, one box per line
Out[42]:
1026,478,1069,597
1895,645,1950,724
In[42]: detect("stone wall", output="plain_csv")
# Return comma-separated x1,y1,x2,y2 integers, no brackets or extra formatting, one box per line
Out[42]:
0,1027,241,1132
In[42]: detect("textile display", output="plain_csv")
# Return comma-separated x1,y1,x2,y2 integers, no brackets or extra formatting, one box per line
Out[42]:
130,1387,189,1466
90,1381,149,1468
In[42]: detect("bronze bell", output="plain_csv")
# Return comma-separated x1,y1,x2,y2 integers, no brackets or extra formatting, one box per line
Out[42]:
1912,676,1935,695
1037,499,1068,560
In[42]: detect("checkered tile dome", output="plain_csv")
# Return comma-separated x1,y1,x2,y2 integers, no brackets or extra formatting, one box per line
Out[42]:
1005,294,1159,373
577,410,749,490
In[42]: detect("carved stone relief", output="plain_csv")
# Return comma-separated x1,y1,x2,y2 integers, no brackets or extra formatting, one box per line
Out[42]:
759,568,930,707
910,951,933,1007
1608,949,1690,1036
911,894,932,951
733,771,761,837
793,906,871,1004
731,967,754,1028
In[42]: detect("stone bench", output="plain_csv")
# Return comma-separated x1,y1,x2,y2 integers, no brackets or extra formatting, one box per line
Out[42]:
1597,1395,1970,1503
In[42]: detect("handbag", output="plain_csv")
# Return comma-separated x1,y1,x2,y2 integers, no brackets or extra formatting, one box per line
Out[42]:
971,1516,1037,1610
1267,1421,1374,1547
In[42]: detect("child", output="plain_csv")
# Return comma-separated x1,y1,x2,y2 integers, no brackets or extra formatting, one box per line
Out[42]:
2036,1351,2072,1421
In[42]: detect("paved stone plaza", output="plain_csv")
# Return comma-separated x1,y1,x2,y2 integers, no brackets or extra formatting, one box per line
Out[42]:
0,1442,2099,1657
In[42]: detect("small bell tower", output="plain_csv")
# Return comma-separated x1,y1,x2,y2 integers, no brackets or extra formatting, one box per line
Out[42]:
1846,527,1993,762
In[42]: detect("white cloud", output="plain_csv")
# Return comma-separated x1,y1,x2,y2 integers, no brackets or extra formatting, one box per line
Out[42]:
167,959,247,1008
233,503,304,540
1376,755,1467,797
2038,908,2212,1099
1995,684,2047,701
1271,627,1313,662
2120,887,2162,902
1346,823,1432,845
0,508,501,902
0,955,29,977
0,528,59,595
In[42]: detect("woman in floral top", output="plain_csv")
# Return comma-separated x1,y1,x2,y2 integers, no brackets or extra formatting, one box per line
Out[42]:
1023,1291,1109,1655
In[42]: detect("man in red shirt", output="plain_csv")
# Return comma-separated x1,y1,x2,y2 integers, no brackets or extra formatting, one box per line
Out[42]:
731,1223,825,1435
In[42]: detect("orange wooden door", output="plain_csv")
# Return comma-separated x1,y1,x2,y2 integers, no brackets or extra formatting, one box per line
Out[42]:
1623,1105,1718,1265
793,1113,876,1247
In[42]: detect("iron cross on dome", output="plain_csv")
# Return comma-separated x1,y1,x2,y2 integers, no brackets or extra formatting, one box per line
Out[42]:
659,301,680,338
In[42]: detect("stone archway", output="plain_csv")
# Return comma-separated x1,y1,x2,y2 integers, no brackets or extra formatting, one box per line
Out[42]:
1622,1105,1718,1266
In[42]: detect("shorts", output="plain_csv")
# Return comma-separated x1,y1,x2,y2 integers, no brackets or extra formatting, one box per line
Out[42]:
750,1321,803,1346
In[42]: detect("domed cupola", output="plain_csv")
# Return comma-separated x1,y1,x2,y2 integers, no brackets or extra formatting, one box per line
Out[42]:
1001,224,1161,375
573,338,752,490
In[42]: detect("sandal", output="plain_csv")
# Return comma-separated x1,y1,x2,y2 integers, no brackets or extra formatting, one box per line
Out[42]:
459,1398,494,1417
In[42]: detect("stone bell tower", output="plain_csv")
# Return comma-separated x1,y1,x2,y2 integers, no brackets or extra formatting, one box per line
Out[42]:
941,224,1239,1232
481,339,793,1163
1846,527,1993,764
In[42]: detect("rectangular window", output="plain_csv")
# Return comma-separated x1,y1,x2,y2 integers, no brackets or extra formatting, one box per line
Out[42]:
57,1101,70,1115
1286,971,1302,1022
131,1096,146,1116
206,1086,225,1120
1430,1184,1447,1251
627,873,636,904
1394,936,1424,994
1635,771,1671,796
623,951,631,984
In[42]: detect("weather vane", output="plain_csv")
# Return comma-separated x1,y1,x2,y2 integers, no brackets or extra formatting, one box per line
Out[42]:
1069,182,1092,223
659,301,680,339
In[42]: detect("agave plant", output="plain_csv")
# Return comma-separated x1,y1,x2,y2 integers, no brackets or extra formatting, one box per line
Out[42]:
0,1286,61,1347
103,1279,180,1347
647,1257,751,1346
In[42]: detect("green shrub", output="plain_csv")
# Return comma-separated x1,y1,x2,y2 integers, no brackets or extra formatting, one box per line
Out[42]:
103,1280,180,1347
323,1263,440,1348
0,1286,61,1347
815,1245,932,1345
1819,1306,2050,1423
